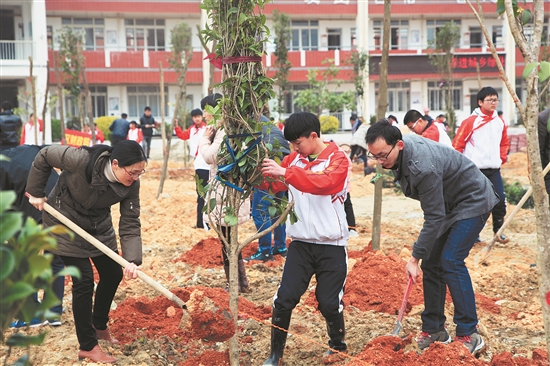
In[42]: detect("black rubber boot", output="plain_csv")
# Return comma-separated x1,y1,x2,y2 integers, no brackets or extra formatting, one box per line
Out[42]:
263,309,292,366
325,312,347,355
238,260,249,293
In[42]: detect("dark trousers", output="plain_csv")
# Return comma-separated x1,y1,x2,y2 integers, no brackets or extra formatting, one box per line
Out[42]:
142,136,152,158
343,193,356,230
220,226,242,266
273,240,347,318
480,168,506,232
420,213,489,336
32,252,65,315
195,169,210,229
110,135,126,147
60,255,123,351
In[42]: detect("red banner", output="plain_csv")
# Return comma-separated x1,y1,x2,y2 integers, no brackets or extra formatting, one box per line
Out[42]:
64,129,91,147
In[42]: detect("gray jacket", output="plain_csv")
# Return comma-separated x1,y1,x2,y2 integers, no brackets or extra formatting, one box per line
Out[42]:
26,146,142,264
393,135,499,260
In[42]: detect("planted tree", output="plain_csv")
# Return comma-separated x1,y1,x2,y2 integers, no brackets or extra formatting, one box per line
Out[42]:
466,0,550,357
427,21,461,138
200,0,295,364
347,49,368,110
294,60,355,117
58,28,85,131
272,10,292,119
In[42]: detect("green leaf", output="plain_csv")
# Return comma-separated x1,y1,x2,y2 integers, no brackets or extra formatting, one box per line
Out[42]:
0,282,36,303
6,332,47,347
224,213,238,227
0,190,16,213
522,62,539,79
207,198,217,212
27,255,51,278
0,211,23,244
268,206,277,218
539,61,550,82
0,246,15,281
521,9,532,26
56,265,81,279
0,154,10,161
496,0,506,15
289,210,299,225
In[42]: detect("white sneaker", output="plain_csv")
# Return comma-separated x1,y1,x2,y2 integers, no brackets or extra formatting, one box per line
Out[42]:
349,230,359,237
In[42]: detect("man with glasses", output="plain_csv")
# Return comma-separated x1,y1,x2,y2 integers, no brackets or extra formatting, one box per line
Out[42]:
453,87,510,244
403,109,452,147
366,119,499,355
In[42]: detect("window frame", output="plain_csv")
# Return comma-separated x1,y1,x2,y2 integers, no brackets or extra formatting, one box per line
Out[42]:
61,17,105,51
125,19,166,51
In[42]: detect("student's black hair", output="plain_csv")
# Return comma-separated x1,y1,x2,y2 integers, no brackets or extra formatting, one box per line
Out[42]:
83,140,146,183
387,114,398,123
283,111,320,142
403,109,423,125
477,87,499,103
365,119,403,146
121,113,128,119
2,101,12,110
144,106,151,111
129,120,138,125
201,93,223,110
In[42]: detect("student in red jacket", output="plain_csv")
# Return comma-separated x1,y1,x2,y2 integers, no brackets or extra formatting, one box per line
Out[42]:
453,87,510,243
404,109,452,147
20,113,43,145
126,121,143,144
261,112,349,365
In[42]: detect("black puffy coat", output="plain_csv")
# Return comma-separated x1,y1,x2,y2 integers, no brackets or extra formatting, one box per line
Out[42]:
0,110,22,150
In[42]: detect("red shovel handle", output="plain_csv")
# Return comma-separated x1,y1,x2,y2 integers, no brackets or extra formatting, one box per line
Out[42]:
397,277,414,322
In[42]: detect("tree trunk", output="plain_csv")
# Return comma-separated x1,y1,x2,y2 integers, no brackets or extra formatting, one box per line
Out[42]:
41,60,50,143
54,51,66,145
81,67,96,144
372,0,391,251
157,62,169,198
29,57,39,146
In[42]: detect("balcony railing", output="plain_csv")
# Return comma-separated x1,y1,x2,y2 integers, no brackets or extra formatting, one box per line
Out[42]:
0,40,33,61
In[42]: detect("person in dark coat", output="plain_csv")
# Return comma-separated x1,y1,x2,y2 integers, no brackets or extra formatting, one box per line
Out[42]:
139,106,157,159
0,145,65,327
26,140,146,363
366,120,499,355
108,113,130,147
538,107,550,196
0,101,23,150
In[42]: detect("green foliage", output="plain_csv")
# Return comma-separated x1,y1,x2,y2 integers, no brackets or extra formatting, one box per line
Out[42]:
523,61,550,82
497,0,532,27
58,28,85,98
169,22,194,126
51,119,61,141
504,180,534,209
294,61,355,116
346,50,368,98
95,116,117,141
319,115,339,134
0,188,80,360
272,10,292,118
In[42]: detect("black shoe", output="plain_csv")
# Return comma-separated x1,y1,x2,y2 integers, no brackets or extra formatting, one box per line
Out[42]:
244,251,273,262
272,247,288,257
263,309,292,366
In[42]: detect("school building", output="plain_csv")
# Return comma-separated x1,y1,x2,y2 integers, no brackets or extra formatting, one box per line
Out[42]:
1,0,549,142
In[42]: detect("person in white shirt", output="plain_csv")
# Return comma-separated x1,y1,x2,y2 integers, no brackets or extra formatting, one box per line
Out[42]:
20,113,43,146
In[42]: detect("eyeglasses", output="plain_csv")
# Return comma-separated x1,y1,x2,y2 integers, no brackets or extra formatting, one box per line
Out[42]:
123,166,146,179
408,119,421,132
367,141,399,161
484,98,499,104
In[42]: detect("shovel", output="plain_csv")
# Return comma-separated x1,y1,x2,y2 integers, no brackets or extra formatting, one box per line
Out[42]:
391,276,414,336
30,195,189,327
474,161,550,265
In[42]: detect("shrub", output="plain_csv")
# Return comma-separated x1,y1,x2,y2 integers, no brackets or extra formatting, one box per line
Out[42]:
95,116,118,141
0,188,79,361
51,119,61,142
504,180,534,209
319,115,339,134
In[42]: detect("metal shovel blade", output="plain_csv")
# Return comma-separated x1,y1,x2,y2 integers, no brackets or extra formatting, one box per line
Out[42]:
390,277,414,336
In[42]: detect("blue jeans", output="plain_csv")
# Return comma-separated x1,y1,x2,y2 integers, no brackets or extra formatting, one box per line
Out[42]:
252,189,287,253
420,213,489,336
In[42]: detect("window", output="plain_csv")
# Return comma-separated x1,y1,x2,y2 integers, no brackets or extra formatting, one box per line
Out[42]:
376,82,410,112
427,20,461,48
469,27,483,48
47,26,53,48
90,86,107,118
127,86,169,118
61,18,104,50
125,19,165,51
492,25,503,47
350,27,357,49
428,81,462,110
290,20,318,51
327,28,342,50
284,84,309,114
373,20,409,50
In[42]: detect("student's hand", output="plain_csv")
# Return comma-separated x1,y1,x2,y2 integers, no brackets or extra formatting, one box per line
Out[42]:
28,194,47,211
123,262,141,280
204,126,215,140
406,256,422,284
261,158,286,177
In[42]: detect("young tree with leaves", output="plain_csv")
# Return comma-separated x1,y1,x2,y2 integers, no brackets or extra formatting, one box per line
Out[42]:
200,1,295,364
427,21,461,138
466,0,550,357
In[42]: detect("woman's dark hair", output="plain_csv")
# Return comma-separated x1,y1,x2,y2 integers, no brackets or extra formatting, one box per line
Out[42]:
83,141,146,182
365,119,403,146
283,112,320,142
201,93,222,110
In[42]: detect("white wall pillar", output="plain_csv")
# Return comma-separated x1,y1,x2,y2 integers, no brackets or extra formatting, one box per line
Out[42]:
201,9,210,98
357,0,369,119
503,20,516,125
